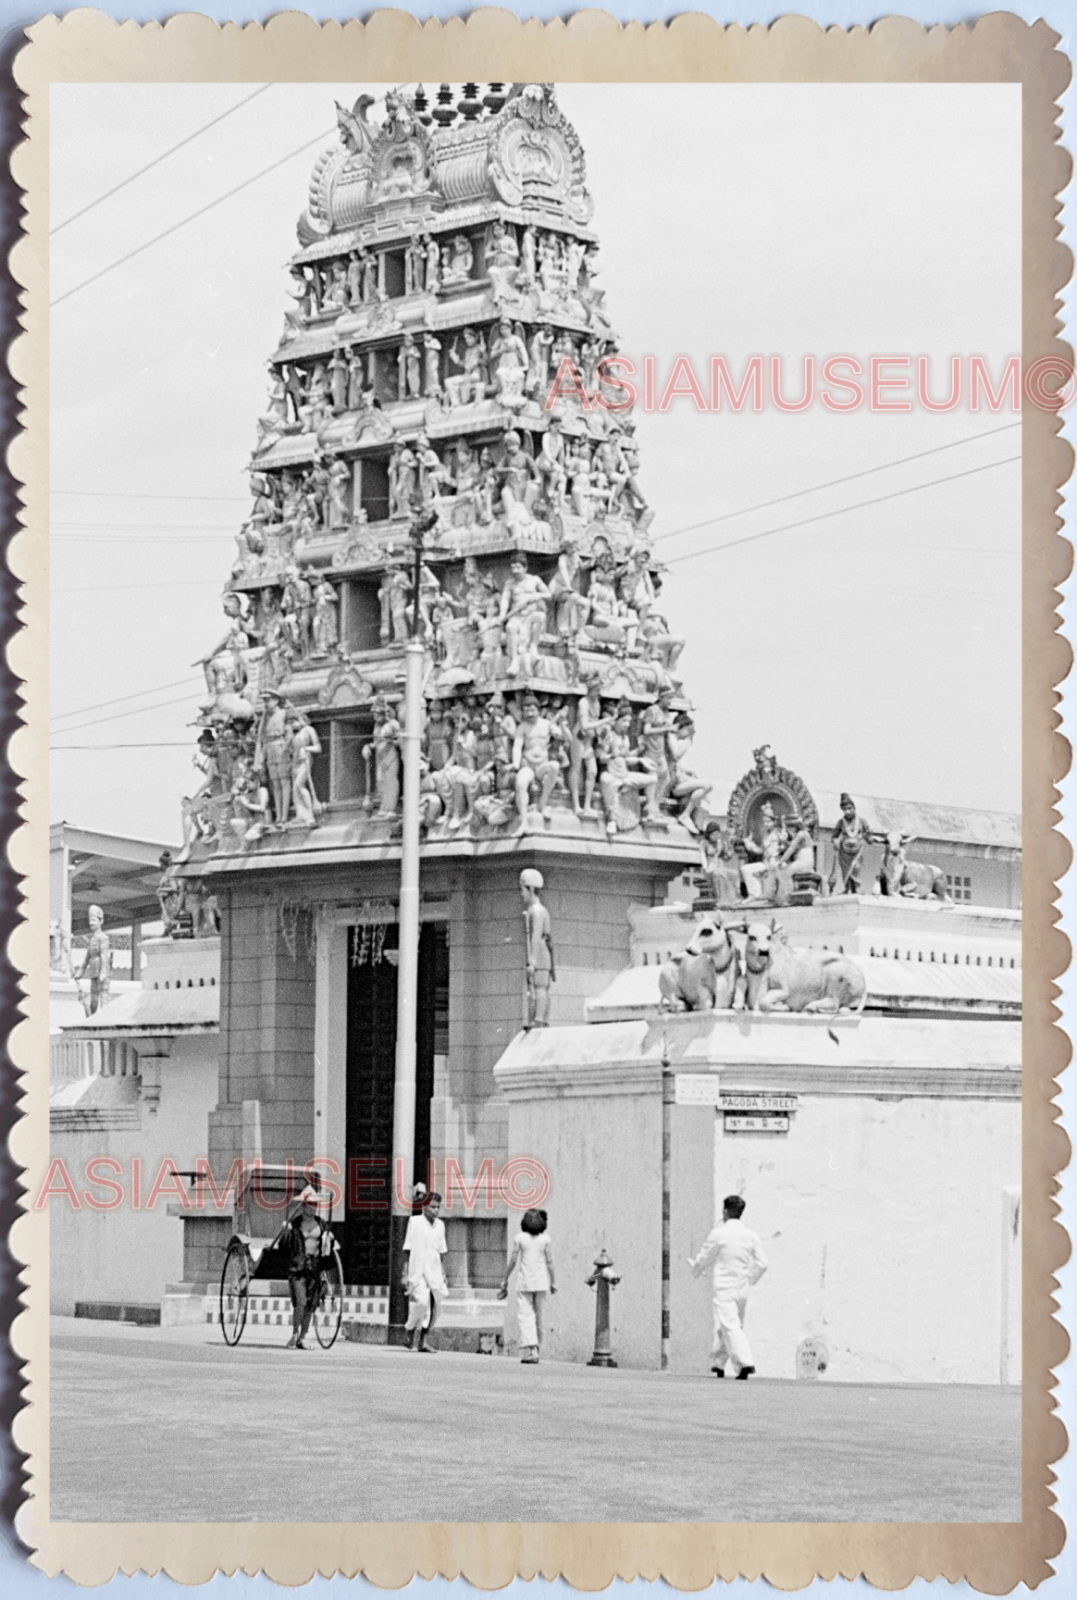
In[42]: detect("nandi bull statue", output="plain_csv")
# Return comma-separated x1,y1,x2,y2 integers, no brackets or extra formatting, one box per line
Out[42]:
743,920,866,1015
878,831,953,903
659,915,740,1011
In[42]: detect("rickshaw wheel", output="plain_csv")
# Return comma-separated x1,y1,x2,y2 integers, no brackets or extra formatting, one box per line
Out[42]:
219,1241,250,1346
314,1245,344,1349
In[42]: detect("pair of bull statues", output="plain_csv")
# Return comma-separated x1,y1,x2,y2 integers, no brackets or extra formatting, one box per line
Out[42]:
659,915,866,1016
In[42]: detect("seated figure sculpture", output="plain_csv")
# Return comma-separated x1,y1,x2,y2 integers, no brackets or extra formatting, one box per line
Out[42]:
596,706,661,836
511,692,561,832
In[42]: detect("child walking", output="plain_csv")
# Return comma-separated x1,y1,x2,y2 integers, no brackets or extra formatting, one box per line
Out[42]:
501,1208,556,1364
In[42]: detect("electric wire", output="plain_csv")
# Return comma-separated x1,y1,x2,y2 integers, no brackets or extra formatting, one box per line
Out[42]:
53,690,205,737
665,455,1022,567
652,421,1022,546
50,85,273,235
50,126,334,308
51,674,205,724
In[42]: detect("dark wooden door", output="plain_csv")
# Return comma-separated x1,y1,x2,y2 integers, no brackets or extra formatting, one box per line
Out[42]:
342,921,447,1288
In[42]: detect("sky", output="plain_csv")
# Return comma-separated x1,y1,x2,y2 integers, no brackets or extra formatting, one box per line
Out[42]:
48,81,1023,843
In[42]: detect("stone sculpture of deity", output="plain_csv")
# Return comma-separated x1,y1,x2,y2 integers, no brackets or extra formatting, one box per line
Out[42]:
499,553,550,679
363,694,402,818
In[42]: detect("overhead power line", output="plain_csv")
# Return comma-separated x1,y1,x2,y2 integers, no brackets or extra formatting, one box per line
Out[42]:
652,421,1022,547
55,690,204,737
50,85,272,235
665,454,1022,568
51,126,334,308
51,673,205,724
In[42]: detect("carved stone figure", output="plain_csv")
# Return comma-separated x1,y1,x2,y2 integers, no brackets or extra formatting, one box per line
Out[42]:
519,867,556,1027
80,904,112,1016
363,694,402,817
512,693,560,831
423,233,440,293
415,435,452,510
549,529,587,638
490,317,529,408
499,553,549,678
569,682,608,815
638,690,677,806
422,333,442,398
379,567,412,644
879,832,954,902
497,430,540,525
327,458,351,527
156,850,186,935
258,689,293,823
443,707,481,829
398,332,422,400
445,328,487,406
699,820,743,907
442,234,474,286
311,577,339,656
534,414,567,506
282,565,314,656
520,224,538,284
389,442,418,518
665,716,712,831
527,324,555,399
829,793,878,895
659,916,740,1012
596,707,660,835
743,922,867,1015
289,712,323,827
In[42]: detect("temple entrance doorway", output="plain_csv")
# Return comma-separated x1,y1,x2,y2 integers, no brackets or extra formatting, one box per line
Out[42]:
342,920,447,1287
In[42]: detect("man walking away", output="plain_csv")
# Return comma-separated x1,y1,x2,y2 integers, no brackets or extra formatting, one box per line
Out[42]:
688,1194,768,1379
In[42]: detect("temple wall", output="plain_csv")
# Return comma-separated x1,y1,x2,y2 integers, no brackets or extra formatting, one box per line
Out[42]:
495,1011,1021,1383
49,1034,219,1315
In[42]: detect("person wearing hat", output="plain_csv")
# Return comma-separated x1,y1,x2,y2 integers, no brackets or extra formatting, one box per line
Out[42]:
257,689,292,825
279,1185,329,1349
829,792,878,896
519,868,556,1027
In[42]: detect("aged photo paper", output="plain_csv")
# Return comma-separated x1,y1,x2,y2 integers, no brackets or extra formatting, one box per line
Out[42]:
6,8,1072,1591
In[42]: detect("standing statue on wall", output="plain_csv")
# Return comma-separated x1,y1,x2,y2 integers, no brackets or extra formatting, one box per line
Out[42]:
445,327,487,407
519,868,556,1029
363,694,402,817
310,577,339,656
829,792,878,896
499,553,550,679
79,904,112,1016
327,458,351,528
512,693,561,831
289,711,323,827
156,850,186,935
258,689,293,824
398,333,422,400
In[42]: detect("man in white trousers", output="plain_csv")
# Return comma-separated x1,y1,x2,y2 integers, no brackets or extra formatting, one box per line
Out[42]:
688,1194,768,1379
403,1189,448,1352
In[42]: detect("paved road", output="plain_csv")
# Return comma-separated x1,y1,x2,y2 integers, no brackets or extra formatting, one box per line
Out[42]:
50,1318,1021,1523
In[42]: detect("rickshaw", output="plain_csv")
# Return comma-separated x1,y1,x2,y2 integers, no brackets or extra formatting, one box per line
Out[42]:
217,1165,344,1349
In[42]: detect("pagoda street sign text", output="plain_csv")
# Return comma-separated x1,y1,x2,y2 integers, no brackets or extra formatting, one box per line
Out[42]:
719,1093,799,1112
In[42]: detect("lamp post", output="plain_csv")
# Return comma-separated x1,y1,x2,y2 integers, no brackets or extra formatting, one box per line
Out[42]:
388,500,438,1333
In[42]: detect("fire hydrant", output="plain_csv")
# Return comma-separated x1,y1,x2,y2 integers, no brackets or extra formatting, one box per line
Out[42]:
585,1247,621,1367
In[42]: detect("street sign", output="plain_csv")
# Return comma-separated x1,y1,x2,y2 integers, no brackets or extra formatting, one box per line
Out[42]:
674,1075,723,1106
724,1113,790,1133
718,1093,799,1112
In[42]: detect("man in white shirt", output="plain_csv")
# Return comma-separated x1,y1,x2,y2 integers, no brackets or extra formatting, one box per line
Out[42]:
403,1189,448,1352
688,1194,768,1379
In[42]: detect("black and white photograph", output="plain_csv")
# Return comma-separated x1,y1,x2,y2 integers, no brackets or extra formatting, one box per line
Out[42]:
16,12,1068,1581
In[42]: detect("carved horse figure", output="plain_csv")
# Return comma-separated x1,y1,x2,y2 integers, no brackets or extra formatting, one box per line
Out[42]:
743,920,867,1015
659,916,740,1011
878,831,953,902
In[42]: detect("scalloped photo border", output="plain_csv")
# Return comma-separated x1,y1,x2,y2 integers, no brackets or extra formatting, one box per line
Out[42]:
6,7,1072,1589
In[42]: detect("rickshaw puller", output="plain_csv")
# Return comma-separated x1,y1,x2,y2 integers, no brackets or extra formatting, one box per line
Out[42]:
283,1186,325,1350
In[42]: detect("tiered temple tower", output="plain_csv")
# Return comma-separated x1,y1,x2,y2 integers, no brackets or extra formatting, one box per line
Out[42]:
181,83,705,1295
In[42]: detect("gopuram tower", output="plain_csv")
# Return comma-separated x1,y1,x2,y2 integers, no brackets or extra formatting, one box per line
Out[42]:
181,84,708,1299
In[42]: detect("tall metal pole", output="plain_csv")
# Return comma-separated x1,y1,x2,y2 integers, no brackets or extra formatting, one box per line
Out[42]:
388,508,435,1331
660,1031,673,1371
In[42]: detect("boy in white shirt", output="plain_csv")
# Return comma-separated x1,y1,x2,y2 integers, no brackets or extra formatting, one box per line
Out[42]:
688,1194,768,1379
403,1189,448,1352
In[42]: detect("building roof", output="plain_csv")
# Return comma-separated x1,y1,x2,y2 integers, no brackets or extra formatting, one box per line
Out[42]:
61,985,219,1035
811,792,1021,851
52,822,179,928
